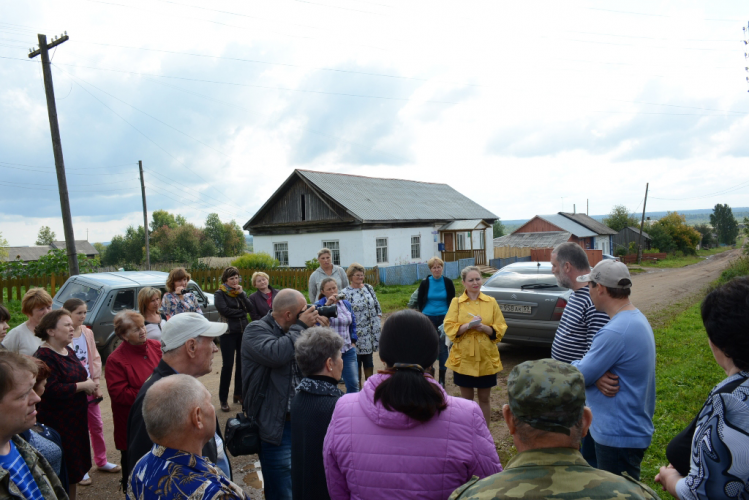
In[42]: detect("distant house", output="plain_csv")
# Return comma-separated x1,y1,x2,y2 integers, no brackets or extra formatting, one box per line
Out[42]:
243,170,497,268
494,212,617,256
1,240,99,263
613,227,652,253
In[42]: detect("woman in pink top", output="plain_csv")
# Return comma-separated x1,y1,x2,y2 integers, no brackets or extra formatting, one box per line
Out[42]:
323,309,502,500
64,298,121,486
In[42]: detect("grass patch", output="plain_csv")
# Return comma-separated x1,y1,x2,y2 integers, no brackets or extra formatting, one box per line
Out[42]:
640,303,724,498
640,246,735,269
373,279,464,315
628,267,647,274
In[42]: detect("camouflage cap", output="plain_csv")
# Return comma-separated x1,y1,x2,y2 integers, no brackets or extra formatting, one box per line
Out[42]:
507,358,586,435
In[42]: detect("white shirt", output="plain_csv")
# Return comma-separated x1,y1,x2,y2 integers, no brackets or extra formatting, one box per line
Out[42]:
70,334,91,377
2,322,41,355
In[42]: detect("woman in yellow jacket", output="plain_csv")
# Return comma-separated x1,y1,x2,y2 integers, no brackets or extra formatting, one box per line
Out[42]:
444,266,507,425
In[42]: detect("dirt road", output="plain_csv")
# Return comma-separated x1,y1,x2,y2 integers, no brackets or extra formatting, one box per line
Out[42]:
80,249,741,497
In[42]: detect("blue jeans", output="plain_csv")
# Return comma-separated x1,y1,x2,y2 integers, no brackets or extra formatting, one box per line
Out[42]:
259,421,292,500
582,433,646,480
426,315,448,371
341,347,359,393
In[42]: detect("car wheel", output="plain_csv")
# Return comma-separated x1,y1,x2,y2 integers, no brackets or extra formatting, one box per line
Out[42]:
105,335,123,360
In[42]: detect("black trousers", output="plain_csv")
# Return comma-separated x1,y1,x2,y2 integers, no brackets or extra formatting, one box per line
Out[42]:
219,332,243,403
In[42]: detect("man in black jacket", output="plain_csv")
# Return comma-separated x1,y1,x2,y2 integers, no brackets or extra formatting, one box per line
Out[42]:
242,289,320,500
125,312,230,484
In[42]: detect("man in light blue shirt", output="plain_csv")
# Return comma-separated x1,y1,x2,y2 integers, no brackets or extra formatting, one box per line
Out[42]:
571,260,656,481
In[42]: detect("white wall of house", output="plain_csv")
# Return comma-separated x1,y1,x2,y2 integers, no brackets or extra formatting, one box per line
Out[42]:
252,225,443,267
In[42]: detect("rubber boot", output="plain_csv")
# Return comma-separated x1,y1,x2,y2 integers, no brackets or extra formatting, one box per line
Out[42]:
439,369,446,388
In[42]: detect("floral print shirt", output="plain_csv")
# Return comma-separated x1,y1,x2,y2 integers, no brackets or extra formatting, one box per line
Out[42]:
127,445,246,500
161,292,202,319
342,285,382,355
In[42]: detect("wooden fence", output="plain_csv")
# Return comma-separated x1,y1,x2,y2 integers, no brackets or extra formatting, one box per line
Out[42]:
621,253,668,264
530,248,603,267
0,274,69,301
493,246,533,259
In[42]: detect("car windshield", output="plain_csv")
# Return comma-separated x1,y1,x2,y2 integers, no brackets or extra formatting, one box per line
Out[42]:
485,271,565,290
56,281,101,308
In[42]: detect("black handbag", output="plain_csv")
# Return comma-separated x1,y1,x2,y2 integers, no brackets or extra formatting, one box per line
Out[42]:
224,369,270,457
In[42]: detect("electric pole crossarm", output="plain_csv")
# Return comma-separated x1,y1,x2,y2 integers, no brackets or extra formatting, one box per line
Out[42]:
28,34,68,58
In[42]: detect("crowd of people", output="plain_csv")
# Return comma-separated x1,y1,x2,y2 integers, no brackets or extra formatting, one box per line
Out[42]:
0,244,747,500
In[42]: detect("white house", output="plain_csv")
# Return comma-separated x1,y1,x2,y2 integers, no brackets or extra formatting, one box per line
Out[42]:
243,170,498,268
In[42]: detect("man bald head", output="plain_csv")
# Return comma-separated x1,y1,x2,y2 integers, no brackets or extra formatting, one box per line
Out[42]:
142,374,215,455
272,289,319,330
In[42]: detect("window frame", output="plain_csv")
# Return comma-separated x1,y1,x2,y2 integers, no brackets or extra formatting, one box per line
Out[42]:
375,237,388,264
411,235,421,259
273,241,289,266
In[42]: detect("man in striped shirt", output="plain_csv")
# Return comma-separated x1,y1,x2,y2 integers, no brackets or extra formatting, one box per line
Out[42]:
550,243,610,364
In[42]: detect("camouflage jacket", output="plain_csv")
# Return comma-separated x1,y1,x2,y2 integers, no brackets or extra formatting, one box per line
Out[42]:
449,447,659,500
0,435,68,500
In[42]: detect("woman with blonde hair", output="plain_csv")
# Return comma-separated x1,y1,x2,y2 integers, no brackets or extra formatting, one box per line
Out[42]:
2,287,53,355
308,247,349,303
342,263,381,385
161,267,202,319
248,271,279,321
138,287,166,341
444,265,507,426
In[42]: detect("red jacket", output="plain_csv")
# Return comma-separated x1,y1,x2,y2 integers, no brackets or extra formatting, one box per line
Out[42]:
104,339,162,450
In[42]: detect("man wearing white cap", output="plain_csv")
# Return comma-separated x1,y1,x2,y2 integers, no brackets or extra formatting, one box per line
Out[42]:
571,260,656,481
124,312,232,483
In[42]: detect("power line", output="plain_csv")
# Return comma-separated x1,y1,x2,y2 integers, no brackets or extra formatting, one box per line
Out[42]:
585,7,744,23
650,179,749,201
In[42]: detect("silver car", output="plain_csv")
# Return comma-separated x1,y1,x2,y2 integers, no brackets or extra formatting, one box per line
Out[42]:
52,271,219,358
480,262,571,345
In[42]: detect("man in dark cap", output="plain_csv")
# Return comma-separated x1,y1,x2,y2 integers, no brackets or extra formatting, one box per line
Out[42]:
449,359,659,499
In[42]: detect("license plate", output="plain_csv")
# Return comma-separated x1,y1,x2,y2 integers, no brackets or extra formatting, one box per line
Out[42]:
499,304,531,314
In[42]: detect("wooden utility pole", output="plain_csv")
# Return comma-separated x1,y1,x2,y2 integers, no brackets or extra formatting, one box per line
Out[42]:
139,161,150,270
637,183,649,265
29,33,79,275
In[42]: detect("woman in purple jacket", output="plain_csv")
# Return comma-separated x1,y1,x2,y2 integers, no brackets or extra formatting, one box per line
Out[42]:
323,309,502,500
247,271,279,321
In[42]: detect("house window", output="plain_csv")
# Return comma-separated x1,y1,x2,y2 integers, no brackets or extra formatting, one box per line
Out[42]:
376,238,388,263
273,242,289,266
301,195,306,221
456,233,466,250
322,240,340,265
411,235,420,259
479,230,485,250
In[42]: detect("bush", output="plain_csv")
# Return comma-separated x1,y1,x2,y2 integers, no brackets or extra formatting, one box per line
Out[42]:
716,257,749,285
305,258,320,270
231,252,279,270
614,247,627,257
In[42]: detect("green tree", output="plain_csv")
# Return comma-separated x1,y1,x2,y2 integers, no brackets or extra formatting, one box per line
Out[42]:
654,212,701,255
603,205,640,232
0,232,8,259
223,221,245,257
647,223,675,254
103,235,127,266
744,216,749,237
710,204,739,245
693,223,715,248
204,213,225,256
493,219,506,238
93,242,107,262
35,226,56,246
150,210,178,232
175,214,187,226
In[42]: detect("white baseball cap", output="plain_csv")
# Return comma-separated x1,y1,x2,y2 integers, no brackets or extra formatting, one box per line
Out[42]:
161,312,227,352
577,260,633,289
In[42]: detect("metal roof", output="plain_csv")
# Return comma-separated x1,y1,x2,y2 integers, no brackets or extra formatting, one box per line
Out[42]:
440,219,490,231
559,213,618,235
74,271,170,287
296,170,497,222
1,246,52,262
537,214,597,238
51,240,99,255
493,231,572,248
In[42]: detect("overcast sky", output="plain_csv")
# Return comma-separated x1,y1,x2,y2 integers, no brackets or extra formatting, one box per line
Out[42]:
1,0,748,245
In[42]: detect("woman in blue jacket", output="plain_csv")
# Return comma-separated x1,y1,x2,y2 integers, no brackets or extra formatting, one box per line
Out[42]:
316,277,358,393
416,256,455,387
